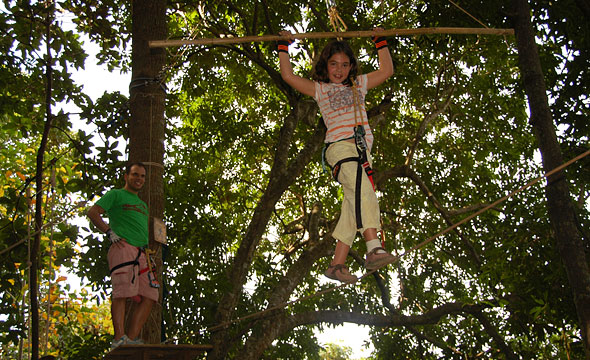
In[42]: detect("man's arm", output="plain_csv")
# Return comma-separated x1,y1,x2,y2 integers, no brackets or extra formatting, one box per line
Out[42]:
88,204,124,244
87,204,109,233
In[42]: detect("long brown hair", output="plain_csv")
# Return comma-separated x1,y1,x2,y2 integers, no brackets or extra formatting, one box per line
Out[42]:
311,40,358,87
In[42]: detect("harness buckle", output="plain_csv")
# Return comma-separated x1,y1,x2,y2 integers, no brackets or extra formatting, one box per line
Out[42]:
354,125,367,152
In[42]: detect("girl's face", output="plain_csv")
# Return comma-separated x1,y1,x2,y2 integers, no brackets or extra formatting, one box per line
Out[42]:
326,52,351,84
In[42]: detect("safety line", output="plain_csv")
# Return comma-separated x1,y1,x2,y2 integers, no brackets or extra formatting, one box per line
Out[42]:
448,0,489,29
400,148,589,258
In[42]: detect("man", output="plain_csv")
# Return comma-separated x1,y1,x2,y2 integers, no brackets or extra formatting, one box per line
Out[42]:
87,162,158,350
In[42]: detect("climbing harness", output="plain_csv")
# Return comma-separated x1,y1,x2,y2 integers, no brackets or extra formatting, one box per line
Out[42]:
326,127,376,230
109,246,160,289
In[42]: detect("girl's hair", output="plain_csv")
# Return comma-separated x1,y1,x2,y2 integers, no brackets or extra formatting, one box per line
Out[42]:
311,40,358,86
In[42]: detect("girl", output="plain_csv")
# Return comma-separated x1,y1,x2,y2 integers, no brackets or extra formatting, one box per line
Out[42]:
278,29,396,283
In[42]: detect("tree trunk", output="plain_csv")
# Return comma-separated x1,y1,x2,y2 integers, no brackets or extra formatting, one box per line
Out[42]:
208,106,325,359
511,0,590,357
128,0,167,344
30,5,55,359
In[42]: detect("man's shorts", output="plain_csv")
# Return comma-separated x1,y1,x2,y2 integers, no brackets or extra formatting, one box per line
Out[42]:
107,241,159,302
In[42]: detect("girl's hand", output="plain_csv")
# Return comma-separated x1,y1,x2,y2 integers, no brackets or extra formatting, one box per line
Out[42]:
277,30,295,53
279,30,295,44
371,27,387,49
366,27,394,89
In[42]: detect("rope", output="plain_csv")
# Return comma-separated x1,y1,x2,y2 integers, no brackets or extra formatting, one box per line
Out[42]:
400,148,590,258
205,148,590,333
148,96,153,211
20,187,32,360
326,0,347,39
130,12,202,95
448,0,489,29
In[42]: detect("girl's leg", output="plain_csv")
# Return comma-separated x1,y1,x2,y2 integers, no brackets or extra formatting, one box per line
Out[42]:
363,228,396,270
326,240,357,283
362,228,378,241
331,240,351,266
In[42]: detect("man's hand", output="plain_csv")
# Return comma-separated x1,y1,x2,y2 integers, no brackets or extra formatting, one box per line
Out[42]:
106,229,123,244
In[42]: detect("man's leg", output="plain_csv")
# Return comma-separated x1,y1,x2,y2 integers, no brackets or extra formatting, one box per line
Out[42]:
127,297,155,340
111,297,127,340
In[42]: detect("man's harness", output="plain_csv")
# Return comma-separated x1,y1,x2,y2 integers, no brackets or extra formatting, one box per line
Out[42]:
109,246,160,288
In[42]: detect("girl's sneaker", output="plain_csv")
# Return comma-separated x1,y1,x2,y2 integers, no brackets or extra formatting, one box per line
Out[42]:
365,247,397,271
325,264,358,283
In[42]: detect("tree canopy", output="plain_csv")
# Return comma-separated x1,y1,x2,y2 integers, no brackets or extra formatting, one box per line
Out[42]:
0,0,588,359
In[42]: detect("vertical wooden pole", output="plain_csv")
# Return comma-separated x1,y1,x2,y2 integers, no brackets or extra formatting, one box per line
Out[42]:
129,0,167,344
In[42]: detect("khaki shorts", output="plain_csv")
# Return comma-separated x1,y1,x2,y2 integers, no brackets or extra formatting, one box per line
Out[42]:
107,241,159,302
326,141,381,246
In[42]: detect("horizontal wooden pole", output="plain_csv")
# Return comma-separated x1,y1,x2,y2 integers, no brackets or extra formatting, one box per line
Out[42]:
149,27,514,48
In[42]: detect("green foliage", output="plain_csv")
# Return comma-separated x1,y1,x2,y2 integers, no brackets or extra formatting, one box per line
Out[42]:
0,0,130,357
160,0,588,358
319,343,353,360
1,0,589,359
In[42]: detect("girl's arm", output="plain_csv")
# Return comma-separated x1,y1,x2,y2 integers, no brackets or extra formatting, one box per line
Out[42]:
278,31,316,97
366,30,394,90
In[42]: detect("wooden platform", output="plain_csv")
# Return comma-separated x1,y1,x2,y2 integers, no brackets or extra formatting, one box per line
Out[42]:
104,344,213,360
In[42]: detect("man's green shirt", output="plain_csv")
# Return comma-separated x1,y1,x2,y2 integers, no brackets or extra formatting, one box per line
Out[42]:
95,188,149,247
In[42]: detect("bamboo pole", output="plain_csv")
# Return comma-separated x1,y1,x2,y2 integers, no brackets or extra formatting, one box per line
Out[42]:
149,27,514,48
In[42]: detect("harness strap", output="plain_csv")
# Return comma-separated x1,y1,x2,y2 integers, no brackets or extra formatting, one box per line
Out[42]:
331,156,360,180
109,247,144,285
355,159,363,228
330,154,375,229
108,246,159,289
109,247,142,274
324,127,375,230
322,134,355,175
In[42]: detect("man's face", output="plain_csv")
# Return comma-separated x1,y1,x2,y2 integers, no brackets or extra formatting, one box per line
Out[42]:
124,165,146,193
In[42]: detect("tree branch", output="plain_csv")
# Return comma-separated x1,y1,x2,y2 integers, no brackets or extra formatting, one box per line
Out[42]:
473,311,519,360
